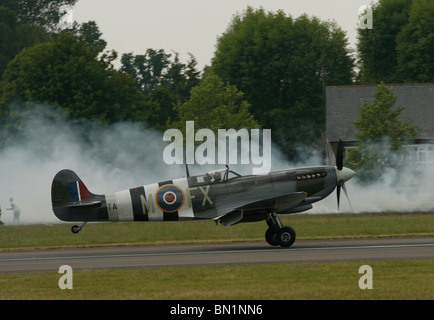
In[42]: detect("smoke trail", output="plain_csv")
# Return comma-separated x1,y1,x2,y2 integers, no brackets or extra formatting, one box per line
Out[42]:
0,106,185,224
0,105,432,225
312,141,434,214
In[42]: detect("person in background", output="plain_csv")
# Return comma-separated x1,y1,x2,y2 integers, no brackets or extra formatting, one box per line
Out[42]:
7,198,20,224
0,205,3,225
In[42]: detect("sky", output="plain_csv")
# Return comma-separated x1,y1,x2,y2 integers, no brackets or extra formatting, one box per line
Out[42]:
72,0,378,69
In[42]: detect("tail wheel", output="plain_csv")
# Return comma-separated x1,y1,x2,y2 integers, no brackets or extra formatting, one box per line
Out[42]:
71,221,87,234
276,226,296,247
71,225,80,234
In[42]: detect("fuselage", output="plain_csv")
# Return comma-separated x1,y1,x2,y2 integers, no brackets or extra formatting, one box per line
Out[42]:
53,166,339,223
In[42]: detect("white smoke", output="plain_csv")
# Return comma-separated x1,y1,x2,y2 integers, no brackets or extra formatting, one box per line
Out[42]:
0,106,433,225
311,147,434,214
0,106,185,224
246,138,434,214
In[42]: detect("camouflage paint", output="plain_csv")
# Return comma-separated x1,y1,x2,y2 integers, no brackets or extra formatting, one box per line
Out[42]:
52,166,338,223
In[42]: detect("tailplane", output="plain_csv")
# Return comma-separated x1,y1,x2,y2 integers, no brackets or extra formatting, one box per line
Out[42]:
51,169,108,222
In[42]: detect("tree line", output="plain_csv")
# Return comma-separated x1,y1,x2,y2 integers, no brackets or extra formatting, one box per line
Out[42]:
0,0,433,159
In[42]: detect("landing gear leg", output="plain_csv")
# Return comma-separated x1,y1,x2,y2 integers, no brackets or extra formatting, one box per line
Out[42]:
265,212,296,248
71,221,87,234
265,213,281,246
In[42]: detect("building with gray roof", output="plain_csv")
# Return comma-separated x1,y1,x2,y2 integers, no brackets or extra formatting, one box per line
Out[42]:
325,83,434,163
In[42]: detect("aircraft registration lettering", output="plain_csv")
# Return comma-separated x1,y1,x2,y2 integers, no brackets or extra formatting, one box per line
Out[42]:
140,194,155,214
107,202,117,210
199,185,213,206
111,190,134,221
185,185,213,208
105,193,119,221
142,183,162,220
186,187,196,207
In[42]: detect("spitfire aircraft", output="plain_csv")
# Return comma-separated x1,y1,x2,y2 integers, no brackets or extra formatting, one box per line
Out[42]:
51,139,355,247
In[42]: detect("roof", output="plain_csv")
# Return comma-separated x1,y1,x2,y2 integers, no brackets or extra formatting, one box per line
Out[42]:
325,83,434,142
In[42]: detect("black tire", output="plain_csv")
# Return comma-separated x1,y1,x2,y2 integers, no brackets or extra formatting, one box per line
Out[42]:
265,227,279,246
277,226,296,247
71,225,80,234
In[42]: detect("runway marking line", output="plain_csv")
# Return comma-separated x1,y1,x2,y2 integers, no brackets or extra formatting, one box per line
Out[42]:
1,243,433,262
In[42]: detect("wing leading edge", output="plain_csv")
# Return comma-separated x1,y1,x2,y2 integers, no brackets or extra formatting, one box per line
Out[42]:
215,191,307,226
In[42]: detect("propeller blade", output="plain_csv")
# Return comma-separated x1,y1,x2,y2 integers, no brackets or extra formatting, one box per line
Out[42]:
326,139,336,166
330,137,354,212
336,137,344,170
342,183,353,212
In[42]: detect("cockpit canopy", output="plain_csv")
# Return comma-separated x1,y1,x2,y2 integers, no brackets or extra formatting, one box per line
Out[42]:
192,167,242,185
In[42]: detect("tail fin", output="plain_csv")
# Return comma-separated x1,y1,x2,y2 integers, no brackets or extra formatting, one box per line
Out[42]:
51,169,108,222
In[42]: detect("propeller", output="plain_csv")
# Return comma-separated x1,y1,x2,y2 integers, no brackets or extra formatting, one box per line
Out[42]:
326,137,355,211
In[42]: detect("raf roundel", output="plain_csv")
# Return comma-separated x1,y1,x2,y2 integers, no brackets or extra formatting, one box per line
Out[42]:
155,184,185,213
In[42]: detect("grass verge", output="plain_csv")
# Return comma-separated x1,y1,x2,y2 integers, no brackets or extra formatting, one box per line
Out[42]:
0,260,432,300
1,212,433,251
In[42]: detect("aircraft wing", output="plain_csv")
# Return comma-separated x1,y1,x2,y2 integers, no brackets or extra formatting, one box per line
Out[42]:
212,185,307,225
219,190,306,214
272,192,308,211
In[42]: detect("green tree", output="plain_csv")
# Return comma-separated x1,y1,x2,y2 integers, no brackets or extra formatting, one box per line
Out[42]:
120,50,201,130
211,7,354,157
357,0,434,84
169,72,259,133
0,7,48,78
396,0,434,82
0,33,142,129
357,0,412,84
77,21,107,49
0,7,19,78
345,83,417,182
120,49,171,94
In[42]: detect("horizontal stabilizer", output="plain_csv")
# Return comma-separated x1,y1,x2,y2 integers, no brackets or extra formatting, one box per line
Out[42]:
66,200,102,208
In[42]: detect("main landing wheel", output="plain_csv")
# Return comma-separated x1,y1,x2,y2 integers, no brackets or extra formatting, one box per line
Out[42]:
265,212,296,248
276,226,296,247
265,226,296,247
265,227,279,246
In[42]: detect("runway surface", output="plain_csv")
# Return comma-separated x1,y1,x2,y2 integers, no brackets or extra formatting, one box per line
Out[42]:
1,236,433,273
